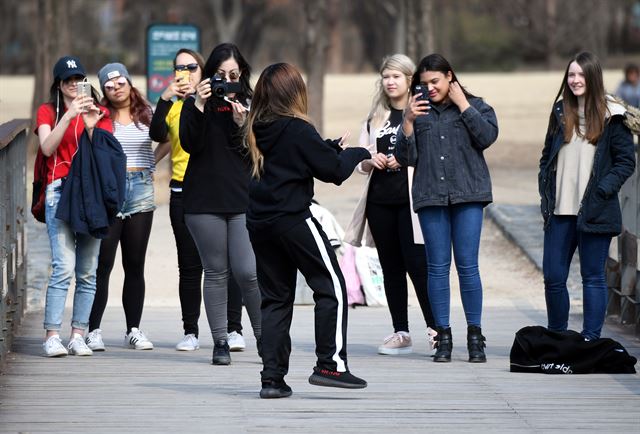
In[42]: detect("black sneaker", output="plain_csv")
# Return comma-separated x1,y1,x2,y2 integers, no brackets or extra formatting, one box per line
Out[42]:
259,380,292,399
308,367,367,389
211,339,231,365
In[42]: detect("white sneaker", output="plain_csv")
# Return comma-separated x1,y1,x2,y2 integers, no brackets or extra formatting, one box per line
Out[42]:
68,333,93,356
176,333,200,351
85,329,106,351
378,332,413,355
124,327,154,350
227,331,246,352
43,335,68,357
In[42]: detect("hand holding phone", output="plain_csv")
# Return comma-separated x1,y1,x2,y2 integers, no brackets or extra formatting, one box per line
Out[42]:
76,81,92,113
77,81,91,98
175,69,190,86
413,84,430,103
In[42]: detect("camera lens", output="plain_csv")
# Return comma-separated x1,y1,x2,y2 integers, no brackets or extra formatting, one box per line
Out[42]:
213,85,225,97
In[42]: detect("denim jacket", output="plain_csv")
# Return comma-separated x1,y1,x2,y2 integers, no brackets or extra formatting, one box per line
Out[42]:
396,97,498,211
538,100,636,235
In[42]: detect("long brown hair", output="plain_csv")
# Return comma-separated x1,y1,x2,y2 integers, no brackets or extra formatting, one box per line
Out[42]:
244,63,311,178
553,51,608,144
101,84,152,129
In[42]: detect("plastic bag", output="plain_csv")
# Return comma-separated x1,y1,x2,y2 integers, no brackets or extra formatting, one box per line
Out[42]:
354,246,387,306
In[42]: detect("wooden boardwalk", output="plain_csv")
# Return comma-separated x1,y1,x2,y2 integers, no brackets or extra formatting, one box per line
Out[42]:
1,302,639,432
2,198,639,433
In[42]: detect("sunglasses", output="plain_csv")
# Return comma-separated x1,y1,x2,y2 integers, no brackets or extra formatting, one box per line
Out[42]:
104,77,128,91
175,63,199,72
217,70,240,81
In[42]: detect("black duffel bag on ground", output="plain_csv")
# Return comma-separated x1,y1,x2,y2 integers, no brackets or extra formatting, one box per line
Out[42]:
510,326,637,374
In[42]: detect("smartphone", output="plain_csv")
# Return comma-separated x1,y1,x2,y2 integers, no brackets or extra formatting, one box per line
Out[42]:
77,81,92,98
414,84,429,102
175,69,190,85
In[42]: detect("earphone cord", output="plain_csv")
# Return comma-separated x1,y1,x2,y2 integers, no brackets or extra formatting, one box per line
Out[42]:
50,90,81,186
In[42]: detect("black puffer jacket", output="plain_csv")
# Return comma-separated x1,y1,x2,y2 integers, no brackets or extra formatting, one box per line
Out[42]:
538,100,635,235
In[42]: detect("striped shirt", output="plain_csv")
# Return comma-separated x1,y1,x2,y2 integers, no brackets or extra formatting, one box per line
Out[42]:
114,121,155,171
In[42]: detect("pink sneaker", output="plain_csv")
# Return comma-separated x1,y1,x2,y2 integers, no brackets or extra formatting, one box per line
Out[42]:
377,332,412,355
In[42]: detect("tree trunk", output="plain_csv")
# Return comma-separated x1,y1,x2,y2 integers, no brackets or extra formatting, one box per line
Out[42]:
210,0,244,44
422,0,435,55
327,0,343,73
31,0,71,151
545,0,559,69
406,0,418,61
303,0,329,134
393,0,407,54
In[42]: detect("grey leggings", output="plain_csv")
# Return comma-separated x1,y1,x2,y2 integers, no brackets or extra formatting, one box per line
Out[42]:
185,213,261,341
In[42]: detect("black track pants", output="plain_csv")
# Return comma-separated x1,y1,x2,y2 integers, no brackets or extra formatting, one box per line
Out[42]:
251,217,349,382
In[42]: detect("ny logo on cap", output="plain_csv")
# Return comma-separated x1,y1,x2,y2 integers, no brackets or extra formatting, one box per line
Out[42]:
66,60,78,69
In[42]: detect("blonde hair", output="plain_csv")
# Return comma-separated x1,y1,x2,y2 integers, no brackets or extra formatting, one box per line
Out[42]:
244,63,312,178
367,54,415,130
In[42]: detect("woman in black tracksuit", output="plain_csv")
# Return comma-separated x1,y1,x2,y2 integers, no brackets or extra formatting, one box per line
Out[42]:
245,63,370,399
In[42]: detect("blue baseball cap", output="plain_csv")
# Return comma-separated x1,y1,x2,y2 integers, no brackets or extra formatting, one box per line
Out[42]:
53,56,86,81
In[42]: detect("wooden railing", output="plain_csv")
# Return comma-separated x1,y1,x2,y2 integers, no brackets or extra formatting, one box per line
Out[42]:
607,138,639,336
0,119,29,370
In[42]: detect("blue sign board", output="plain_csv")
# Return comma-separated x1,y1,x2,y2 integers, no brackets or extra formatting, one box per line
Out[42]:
146,24,200,104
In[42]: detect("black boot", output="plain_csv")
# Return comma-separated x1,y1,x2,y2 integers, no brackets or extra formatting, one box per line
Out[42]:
433,327,452,362
212,339,231,365
467,325,486,363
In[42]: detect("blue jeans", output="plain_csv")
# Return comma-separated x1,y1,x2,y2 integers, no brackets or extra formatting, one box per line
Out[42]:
118,170,155,218
543,215,612,340
418,203,484,328
43,179,101,330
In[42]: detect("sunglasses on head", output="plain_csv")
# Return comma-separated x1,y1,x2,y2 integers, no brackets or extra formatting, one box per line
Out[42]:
175,63,199,72
104,77,128,91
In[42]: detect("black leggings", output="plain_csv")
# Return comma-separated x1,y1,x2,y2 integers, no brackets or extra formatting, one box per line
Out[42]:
365,201,434,332
89,211,154,333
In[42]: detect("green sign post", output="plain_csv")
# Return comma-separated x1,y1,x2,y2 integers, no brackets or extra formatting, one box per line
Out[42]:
146,24,200,104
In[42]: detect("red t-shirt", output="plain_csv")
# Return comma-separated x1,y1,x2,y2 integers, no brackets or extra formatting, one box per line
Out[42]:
35,103,113,184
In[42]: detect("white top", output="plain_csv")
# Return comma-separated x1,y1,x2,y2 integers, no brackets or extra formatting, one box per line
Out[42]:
114,121,155,171
554,111,594,216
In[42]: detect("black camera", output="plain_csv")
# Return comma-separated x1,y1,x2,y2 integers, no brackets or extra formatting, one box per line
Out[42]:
210,74,242,98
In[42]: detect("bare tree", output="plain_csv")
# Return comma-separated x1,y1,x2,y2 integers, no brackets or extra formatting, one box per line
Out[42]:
31,0,71,148
302,0,329,133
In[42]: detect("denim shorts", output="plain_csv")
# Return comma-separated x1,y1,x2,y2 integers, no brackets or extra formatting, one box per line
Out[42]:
118,170,156,218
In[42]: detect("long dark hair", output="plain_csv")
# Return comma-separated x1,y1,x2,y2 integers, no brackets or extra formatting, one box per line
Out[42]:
244,63,311,178
101,84,152,128
552,51,607,144
203,43,252,103
411,53,476,99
